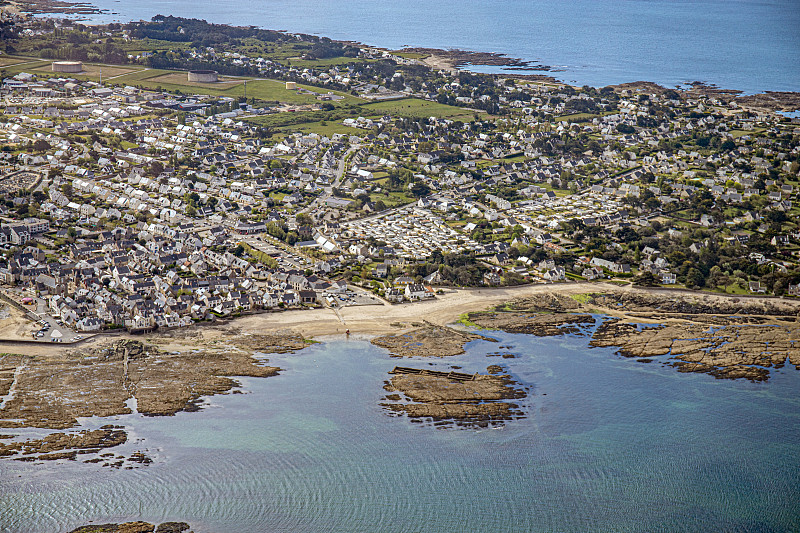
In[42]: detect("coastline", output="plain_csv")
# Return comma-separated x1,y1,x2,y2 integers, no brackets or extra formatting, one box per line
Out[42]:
8,2,798,100
3,281,799,356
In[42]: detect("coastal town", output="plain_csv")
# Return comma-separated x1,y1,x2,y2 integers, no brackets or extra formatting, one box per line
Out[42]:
1,13,799,343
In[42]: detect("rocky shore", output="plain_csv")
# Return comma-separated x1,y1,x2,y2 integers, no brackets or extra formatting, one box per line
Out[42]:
463,290,800,382
381,367,526,428
405,47,550,73
68,522,191,533
0,330,308,465
2,0,102,15
371,322,494,357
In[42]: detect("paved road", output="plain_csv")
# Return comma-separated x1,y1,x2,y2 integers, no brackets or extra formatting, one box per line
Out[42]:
300,145,359,215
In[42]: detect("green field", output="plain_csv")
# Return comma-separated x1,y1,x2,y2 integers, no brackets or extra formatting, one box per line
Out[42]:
369,190,415,208
2,55,361,106
360,98,478,120
390,51,429,60
274,119,367,138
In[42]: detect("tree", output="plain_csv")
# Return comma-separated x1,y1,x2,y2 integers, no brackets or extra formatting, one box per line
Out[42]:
149,160,164,177
409,182,430,198
616,123,635,135
295,213,313,227
32,139,51,153
634,271,660,287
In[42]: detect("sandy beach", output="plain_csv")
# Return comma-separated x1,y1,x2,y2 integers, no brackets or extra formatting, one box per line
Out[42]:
3,281,799,356
232,282,602,338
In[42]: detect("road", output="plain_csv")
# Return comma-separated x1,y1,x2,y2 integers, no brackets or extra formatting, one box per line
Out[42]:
299,145,358,215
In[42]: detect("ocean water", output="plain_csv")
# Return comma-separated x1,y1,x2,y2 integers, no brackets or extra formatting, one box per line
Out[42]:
76,0,800,94
2,330,799,532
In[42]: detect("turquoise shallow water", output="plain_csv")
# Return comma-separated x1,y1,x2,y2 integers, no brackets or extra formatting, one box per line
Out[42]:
77,0,800,93
2,329,799,532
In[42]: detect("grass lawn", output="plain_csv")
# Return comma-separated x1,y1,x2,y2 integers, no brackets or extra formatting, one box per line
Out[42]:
3,55,361,106
730,128,765,138
370,191,414,208
274,119,366,138
0,56,31,67
31,63,140,80
360,98,477,120
111,72,362,105
721,283,749,295
390,51,429,60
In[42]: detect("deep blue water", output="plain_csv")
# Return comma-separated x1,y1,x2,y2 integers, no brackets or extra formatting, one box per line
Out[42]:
2,331,799,532
75,0,800,93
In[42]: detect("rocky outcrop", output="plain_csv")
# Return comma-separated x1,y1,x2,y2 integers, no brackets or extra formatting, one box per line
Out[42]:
467,311,594,337
381,368,526,427
591,320,799,382
372,323,493,357
67,522,191,533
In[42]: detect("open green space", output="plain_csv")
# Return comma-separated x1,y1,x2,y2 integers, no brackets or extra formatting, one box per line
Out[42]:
360,98,477,120
274,119,365,138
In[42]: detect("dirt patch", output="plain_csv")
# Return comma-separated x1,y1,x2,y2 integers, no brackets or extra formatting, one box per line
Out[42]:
381,367,526,427
0,302,37,340
371,323,493,357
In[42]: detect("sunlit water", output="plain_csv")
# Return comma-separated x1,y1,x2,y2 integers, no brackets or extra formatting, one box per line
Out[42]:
2,328,799,532
74,0,800,93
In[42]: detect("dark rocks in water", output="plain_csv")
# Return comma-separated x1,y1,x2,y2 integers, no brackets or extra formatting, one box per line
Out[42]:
637,358,654,363
382,369,527,428
372,324,493,358
67,523,192,533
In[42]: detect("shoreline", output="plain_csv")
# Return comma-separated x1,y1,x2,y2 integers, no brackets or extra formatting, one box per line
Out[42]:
3,282,799,356
8,5,799,102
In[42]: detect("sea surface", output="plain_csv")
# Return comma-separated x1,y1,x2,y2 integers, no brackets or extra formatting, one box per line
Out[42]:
73,0,800,94
2,330,799,532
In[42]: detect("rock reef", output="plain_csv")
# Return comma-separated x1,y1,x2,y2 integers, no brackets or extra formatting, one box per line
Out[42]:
462,290,800,382
381,367,526,427
0,333,307,464
371,323,493,357
68,522,191,533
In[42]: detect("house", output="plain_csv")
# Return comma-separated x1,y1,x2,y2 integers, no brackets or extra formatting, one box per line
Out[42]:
749,281,766,293
543,267,565,281
661,272,677,284
374,263,389,278
423,271,443,285
404,284,429,300
384,288,404,303
582,267,604,280
298,289,317,304
483,272,501,285
76,316,104,332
